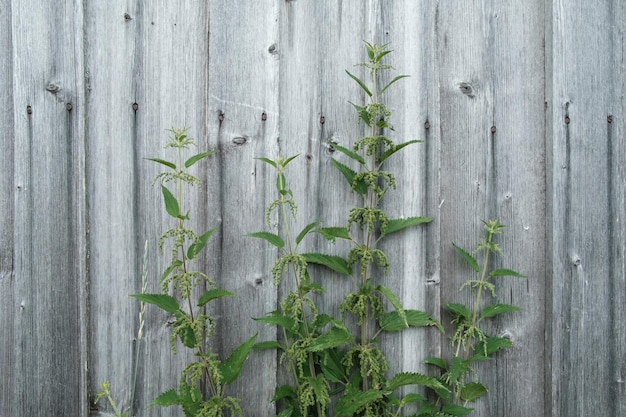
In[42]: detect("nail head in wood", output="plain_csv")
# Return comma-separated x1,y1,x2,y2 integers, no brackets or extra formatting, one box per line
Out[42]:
261,112,267,121
320,116,325,124
66,103,73,112
490,125,496,134
26,105,32,115
565,116,570,124
607,115,613,124
132,102,139,112
424,121,430,129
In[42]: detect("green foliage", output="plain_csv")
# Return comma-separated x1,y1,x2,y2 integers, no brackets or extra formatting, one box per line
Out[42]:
424,220,526,413
96,128,254,417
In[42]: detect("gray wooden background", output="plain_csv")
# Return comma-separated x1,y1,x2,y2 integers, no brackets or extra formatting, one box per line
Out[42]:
1,1,624,416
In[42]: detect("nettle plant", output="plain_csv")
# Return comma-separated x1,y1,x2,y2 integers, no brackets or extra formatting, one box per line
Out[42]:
250,43,524,417
129,128,256,417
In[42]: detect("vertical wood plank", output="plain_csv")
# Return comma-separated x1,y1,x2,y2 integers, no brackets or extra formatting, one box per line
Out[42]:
438,1,546,416
0,1,15,415
87,2,212,416
547,1,626,415
9,1,88,416
207,1,280,414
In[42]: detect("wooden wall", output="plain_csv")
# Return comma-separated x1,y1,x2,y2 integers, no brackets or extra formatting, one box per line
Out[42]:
0,1,624,416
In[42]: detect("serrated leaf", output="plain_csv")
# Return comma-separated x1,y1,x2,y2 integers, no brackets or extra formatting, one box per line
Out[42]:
453,243,480,272
187,227,217,259
149,389,180,406
197,288,236,307
444,303,472,320
480,303,521,319
336,390,383,416
220,334,257,385
254,311,296,331
146,157,176,170
321,348,347,383
161,185,180,218
401,393,427,405
381,310,443,332
382,216,433,237
316,226,351,242
253,340,282,350
256,157,277,168
349,101,372,126
345,70,372,97
424,357,447,370
331,143,365,165
272,385,297,402
296,222,321,245
380,74,410,96
184,150,217,168
448,357,469,382
475,336,513,356
246,231,285,248
302,253,351,275
160,260,182,283
130,293,179,313
386,372,448,392
377,285,406,324
379,140,422,164
441,404,474,416
307,327,353,352
331,159,368,195
460,382,488,402
489,268,526,278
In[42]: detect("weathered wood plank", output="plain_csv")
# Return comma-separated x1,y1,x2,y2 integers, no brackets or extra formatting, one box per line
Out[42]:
9,1,88,416
437,2,546,416
207,1,280,414
0,0,16,415
547,1,626,415
87,2,213,416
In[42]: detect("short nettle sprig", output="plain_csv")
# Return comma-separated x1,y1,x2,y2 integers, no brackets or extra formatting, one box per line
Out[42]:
422,220,526,415
132,128,256,417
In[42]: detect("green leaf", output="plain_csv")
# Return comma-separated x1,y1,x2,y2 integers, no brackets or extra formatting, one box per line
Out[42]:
197,288,236,307
380,74,410,96
272,385,297,402
302,253,351,275
321,348,347,383
220,334,257,385
307,327,354,352
444,303,472,320
146,157,176,170
253,340,282,350
331,159,368,195
345,69,372,97
382,216,433,237
480,303,522,319
377,285,406,324
161,185,180,218
448,356,469,383
386,372,448,392
441,404,474,416
256,157,277,168
254,311,296,331
276,172,287,194
246,231,285,248
336,390,383,417
453,243,480,272
187,227,217,259
474,336,513,357
130,293,179,313
489,268,526,278
379,140,422,164
349,101,372,126
282,154,300,167
400,393,427,405
160,260,182,283
184,150,217,168
460,382,488,402
149,389,180,406
423,357,447,370
316,226,351,242
296,222,321,245
331,143,366,165
381,310,443,332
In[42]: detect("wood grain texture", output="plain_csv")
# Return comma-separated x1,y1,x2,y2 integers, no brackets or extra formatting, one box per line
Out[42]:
7,0,89,415
547,0,626,415
1,1,624,416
